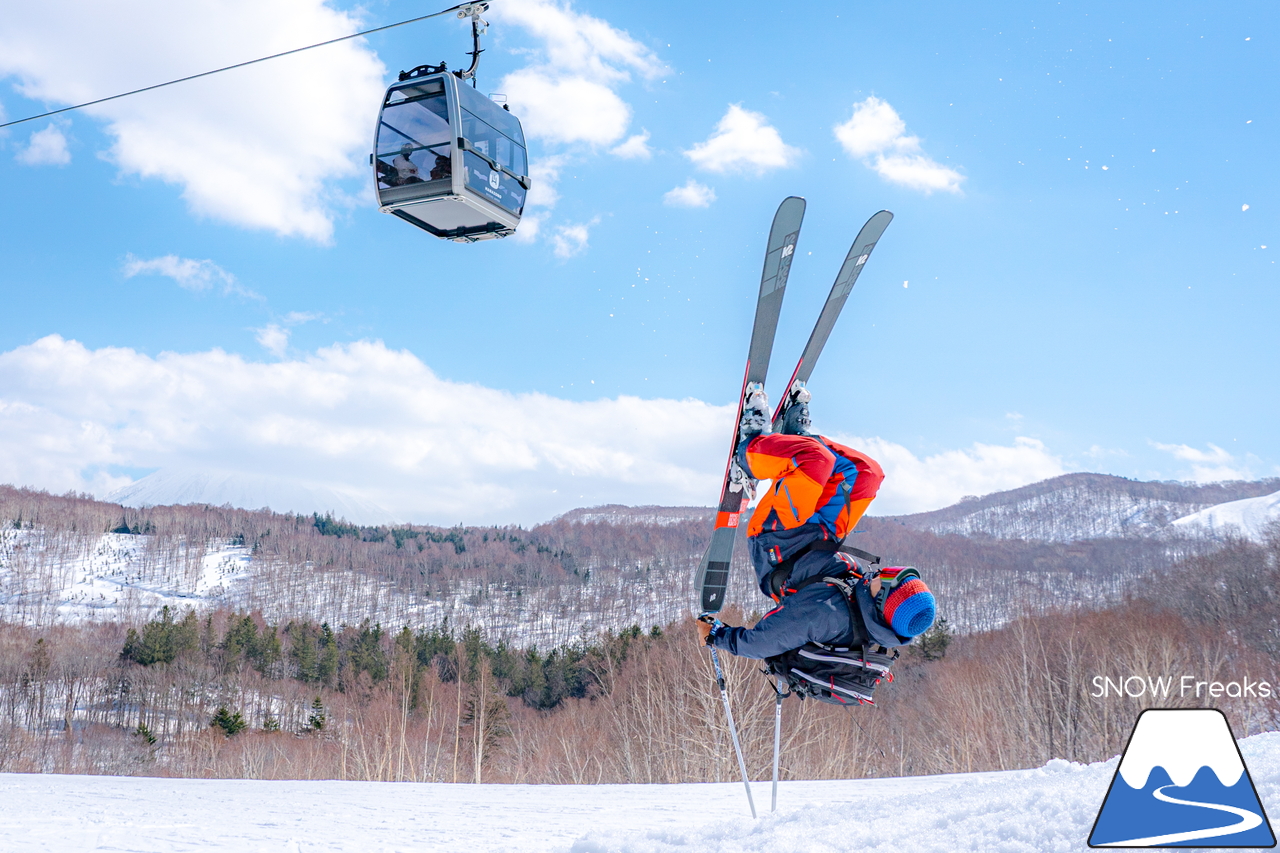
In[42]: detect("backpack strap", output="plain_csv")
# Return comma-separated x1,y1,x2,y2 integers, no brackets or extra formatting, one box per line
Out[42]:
809,539,881,567
769,541,882,599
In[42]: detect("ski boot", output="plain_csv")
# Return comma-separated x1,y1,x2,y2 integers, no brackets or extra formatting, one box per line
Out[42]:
738,382,771,442
777,380,812,436
729,383,770,500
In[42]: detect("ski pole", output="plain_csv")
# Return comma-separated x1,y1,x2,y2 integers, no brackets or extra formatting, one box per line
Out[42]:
771,681,783,812
706,628,756,819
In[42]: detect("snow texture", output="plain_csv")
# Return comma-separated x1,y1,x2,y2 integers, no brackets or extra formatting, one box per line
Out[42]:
4,732,1280,852
0,529,251,624
1173,490,1280,542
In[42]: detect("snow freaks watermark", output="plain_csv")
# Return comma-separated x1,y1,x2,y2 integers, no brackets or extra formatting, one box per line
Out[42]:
1088,709,1275,847
1091,675,1276,700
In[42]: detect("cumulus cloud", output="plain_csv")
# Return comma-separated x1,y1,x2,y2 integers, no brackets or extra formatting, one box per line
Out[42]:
0,336,1086,524
610,130,652,160
663,179,716,208
501,68,633,147
1151,441,1252,482
122,254,259,299
0,0,386,242
0,335,728,525
551,218,598,258
255,324,290,358
489,0,662,252
834,96,964,194
684,105,799,175
525,152,568,210
828,434,1067,515
494,0,661,147
16,124,71,165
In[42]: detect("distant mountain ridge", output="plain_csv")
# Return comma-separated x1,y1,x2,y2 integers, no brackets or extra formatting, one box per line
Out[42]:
555,505,712,527
106,468,398,526
880,473,1280,542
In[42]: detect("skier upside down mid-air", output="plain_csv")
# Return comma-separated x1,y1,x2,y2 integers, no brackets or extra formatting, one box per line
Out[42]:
695,385,936,659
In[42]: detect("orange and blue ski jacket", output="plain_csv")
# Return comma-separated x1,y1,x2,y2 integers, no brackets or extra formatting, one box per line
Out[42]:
738,434,884,539
711,434,887,660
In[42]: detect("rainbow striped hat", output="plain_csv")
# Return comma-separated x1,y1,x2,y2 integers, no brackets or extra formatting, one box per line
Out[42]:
878,567,936,639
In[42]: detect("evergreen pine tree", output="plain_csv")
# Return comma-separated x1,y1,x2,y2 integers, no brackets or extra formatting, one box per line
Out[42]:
318,624,339,687
210,706,247,737
915,617,953,661
306,697,326,732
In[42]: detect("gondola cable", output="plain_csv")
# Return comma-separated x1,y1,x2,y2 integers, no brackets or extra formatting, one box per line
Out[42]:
0,1,488,131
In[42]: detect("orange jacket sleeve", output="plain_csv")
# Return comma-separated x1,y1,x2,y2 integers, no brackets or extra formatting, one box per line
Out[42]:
741,434,836,536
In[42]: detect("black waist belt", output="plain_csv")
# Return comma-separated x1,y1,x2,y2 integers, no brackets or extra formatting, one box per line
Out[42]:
808,540,881,567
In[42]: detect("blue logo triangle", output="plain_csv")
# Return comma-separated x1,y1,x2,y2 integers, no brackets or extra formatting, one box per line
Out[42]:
1089,709,1275,848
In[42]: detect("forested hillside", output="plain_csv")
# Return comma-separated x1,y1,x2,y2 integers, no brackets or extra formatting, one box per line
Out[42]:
2,479,1278,785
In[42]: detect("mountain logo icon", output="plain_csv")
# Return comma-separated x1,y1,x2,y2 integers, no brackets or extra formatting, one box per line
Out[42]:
1089,708,1276,847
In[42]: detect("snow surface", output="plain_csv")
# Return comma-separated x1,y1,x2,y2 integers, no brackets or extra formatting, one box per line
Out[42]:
0,529,251,624
1173,490,1280,542
6,731,1280,853
107,468,399,526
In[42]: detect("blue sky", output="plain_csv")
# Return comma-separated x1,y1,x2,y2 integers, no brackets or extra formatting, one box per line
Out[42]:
0,0,1275,524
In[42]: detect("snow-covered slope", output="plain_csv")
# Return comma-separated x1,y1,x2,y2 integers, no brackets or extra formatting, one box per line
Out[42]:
1173,490,1280,542
107,468,398,526
3,731,1279,853
884,473,1280,542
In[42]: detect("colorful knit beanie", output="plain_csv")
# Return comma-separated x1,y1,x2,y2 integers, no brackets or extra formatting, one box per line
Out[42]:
878,567,936,639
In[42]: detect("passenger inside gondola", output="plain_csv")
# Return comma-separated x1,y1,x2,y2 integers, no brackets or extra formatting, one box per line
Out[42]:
391,144,423,185
430,152,451,181
375,83,452,193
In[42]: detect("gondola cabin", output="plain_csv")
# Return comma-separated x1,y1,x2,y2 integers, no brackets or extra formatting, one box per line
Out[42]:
373,71,529,242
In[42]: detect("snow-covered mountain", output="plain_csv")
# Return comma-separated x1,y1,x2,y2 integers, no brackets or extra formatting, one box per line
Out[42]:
883,473,1280,542
556,504,712,526
1172,489,1280,542
106,468,398,526
4,731,1279,853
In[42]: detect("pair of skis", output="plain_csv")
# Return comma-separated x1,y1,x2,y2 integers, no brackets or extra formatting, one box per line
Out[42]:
694,197,893,817
694,200,893,617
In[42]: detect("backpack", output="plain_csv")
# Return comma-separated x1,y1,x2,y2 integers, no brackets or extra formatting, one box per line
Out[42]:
764,566,922,706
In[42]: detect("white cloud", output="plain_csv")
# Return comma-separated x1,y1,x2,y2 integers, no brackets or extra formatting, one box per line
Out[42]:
501,68,633,146
873,153,966,194
122,254,259,299
255,324,290,358
829,434,1067,515
0,336,1088,525
481,2,663,248
1151,441,1251,482
684,105,800,175
16,124,71,165
0,0,386,242
0,335,728,525
551,218,598,258
834,96,964,194
512,210,548,244
663,179,716,208
527,153,568,209
494,0,661,148
610,130,652,160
